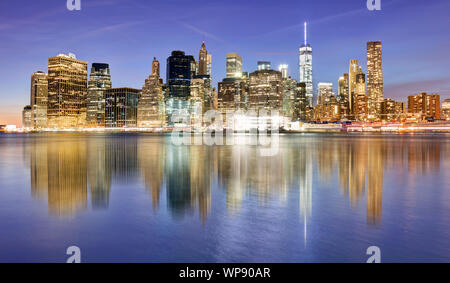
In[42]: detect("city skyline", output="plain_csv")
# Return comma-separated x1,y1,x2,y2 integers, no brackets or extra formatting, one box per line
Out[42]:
1,0,450,125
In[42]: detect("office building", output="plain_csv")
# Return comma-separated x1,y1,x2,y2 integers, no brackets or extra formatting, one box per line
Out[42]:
198,41,208,76
348,59,360,115
257,61,271,71
442,99,450,120
316,82,334,106
408,92,441,121
22,105,33,128
367,41,384,119
47,53,88,128
138,58,165,127
278,64,288,79
282,77,297,118
248,69,283,112
226,53,243,78
105,88,140,127
299,22,313,106
30,71,48,129
86,63,112,127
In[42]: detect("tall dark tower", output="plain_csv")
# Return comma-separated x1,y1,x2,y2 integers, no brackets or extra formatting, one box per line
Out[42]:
167,51,192,98
198,41,208,76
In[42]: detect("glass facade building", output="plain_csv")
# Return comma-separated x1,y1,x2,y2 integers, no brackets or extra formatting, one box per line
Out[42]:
105,88,140,128
86,63,112,127
248,70,283,112
299,22,313,107
30,71,48,129
226,53,242,78
166,51,193,98
367,41,384,119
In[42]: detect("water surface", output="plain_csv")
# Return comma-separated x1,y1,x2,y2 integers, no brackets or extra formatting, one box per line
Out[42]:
0,133,449,262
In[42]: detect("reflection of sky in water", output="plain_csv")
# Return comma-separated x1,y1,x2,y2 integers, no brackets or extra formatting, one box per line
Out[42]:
0,133,449,262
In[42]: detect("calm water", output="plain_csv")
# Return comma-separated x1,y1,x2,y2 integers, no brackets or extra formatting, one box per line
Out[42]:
0,133,449,263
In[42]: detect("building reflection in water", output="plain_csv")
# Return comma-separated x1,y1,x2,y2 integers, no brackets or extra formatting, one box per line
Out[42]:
138,138,165,210
46,137,88,217
88,137,111,210
27,134,443,225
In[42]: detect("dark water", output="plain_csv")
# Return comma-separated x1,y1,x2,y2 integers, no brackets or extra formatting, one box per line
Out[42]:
0,133,449,263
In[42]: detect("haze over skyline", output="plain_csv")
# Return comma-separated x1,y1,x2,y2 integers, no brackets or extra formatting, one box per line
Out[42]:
0,0,449,125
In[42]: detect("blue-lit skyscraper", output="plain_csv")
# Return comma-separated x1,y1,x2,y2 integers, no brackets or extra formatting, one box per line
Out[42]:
299,22,313,106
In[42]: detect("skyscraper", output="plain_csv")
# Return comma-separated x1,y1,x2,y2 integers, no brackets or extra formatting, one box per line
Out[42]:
281,76,297,117
248,69,283,112
348,59,360,115
407,92,441,121
299,22,313,106
198,41,208,76
167,51,193,98
22,105,32,128
226,53,242,78
316,82,334,105
338,73,350,119
166,51,195,124
355,68,366,96
138,58,165,127
367,41,384,119
257,61,271,71
47,53,88,128
30,71,48,129
206,54,212,78
278,64,288,79
86,63,112,127
105,88,140,128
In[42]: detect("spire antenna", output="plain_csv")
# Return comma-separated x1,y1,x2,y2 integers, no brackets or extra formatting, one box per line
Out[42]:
304,21,307,45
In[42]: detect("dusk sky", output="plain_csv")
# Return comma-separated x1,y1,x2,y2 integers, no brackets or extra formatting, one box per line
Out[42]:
0,0,449,125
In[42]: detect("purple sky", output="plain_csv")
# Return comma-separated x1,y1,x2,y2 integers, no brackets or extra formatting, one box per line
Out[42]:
0,0,449,125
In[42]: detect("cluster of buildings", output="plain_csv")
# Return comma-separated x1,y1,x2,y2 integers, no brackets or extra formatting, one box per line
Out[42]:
21,24,449,130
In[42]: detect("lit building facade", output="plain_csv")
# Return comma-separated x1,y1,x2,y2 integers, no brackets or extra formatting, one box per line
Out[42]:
22,105,33,128
30,71,48,129
316,82,334,106
226,53,242,78
293,82,308,121
338,73,350,119
47,53,88,128
198,41,208,76
138,58,165,127
218,79,240,115
348,59,360,116
167,51,193,98
354,94,368,121
314,96,340,122
408,92,441,121
248,70,283,113
282,77,297,118
166,51,195,124
257,61,271,71
381,98,397,121
442,99,450,120
278,64,288,79
86,63,112,127
367,41,384,119
105,88,140,128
